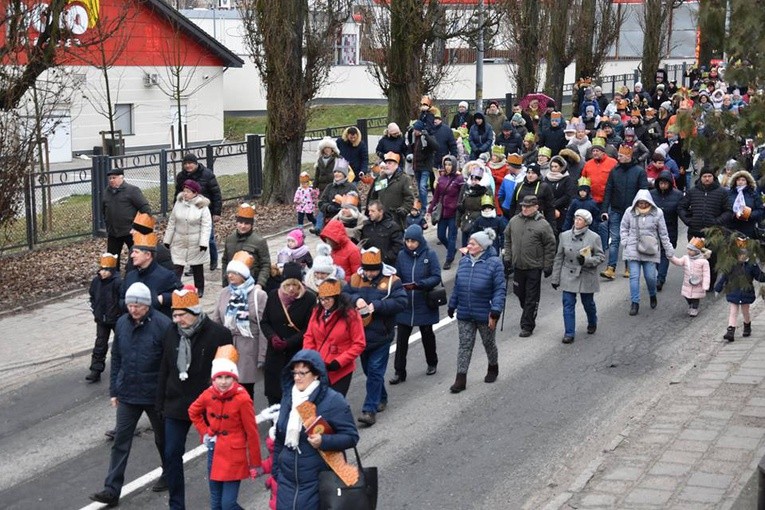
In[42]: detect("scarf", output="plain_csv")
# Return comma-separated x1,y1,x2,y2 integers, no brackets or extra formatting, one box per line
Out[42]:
546,170,567,182
732,185,747,215
225,277,256,338
481,209,497,218
635,204,652,215
176,312,206,381
285,379,320,449
278,283,302,308
573,226,588,237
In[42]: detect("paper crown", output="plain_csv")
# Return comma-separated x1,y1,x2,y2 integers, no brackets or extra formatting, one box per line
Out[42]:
132,232,158,251
232,250,255,268
688,237,705,250
523,132,535,142
360,247,383,269
491,145,505,157
507,153,523,166
420,95,431,106
551,111,563,119
591,137,606,149
383,151,400,164
577,176,592,187
480,194,495,208
341,193,360,208
214,344,239,364
618,145,634,158
538,147,552,158
236,203,256,220
172,287,201,314
133,212,155,231
99,253,118,269
735,237,748,249
318,277,343,298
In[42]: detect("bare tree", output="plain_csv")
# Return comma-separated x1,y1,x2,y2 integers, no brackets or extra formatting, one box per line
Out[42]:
361,0,502,128
239,0,351,203
638,0,682,92
542,0,577,107
500,0,545,100
572,0,624,82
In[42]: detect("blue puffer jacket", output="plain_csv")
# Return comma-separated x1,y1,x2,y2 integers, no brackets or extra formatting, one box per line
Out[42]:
448,247,506,322
121,260,182,318
395,226,442,326
714,262,765,305
110,308,172,405
274,349,359,510
347,267,408,351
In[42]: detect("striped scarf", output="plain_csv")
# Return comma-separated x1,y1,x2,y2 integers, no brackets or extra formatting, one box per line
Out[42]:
225,276,256,338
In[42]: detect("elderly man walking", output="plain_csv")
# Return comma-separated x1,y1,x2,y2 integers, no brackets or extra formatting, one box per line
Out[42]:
102,167,151,271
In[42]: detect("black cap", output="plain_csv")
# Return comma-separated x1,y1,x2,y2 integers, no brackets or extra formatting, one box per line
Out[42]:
282,262,303,281
106,167,124,176
182,153,198,164
519,195,539,206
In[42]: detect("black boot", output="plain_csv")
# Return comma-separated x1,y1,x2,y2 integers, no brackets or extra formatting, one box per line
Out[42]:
450,373,467,393
85,370,101,383
743,322,752,337
389,372,406,385
629,303,639,316
723,326,735,342
484,364,498,383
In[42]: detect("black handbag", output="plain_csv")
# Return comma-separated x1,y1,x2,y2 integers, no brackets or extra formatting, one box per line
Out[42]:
319,446,378,510
431,201,443,225
426,286,447,310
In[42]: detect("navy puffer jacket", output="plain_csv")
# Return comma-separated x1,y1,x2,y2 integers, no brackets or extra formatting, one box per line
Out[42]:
110,309,172,405
448,247,506,322
274,349,359,510
347,267,408,351
395,226,442,326
714,262,765,305
650,170,683,245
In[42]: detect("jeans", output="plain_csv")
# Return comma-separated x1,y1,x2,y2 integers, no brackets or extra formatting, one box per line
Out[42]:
628,260,657,304
315,211,325,231
436,216,458,262
598,217,609,253
207,443,243,510
657,246,670,284
513,268,542,332
415,170,430,210
209,223,218,266
90,321,116,373
606,209,623,268
165,417,193,510
360,343,390,413
394,324,437,376
107,234,133,272
562,291,597,338
104,402,165,497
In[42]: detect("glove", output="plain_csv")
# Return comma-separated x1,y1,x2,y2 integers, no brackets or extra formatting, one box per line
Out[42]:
270,335,288,351
447,307,455,319
543,267,553,278
552,283,559,290
250,466,265,479
601,213,609,222
577,254,585,266
327,360,341,371
406,154,413,163
200,246,207,252
164,243,170,249
489,311,501,320
326,203,340,216
503,259,513,277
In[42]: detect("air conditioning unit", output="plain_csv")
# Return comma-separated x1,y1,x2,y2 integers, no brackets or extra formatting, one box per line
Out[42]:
218,0,231,9
143,73,159,87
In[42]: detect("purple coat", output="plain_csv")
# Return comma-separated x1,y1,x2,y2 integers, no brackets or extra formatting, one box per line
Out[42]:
429,167,464,220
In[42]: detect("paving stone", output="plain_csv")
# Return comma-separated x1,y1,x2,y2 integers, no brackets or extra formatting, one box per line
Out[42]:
726,426,765,438
746,397,765,407
579,493,616,507
648,462,691,476
637,475,680,492
658,450,704,465
672,440,712,452
686,472,734,489
602,467,643,481
699,409,735,420
716,435,759,449
699,371,730,380
636,433,674,445
686,419,727,431
666,404,700,414
678,429,719,441
624,488,673,506
677,486,726,504
740,406,765,418
727,375,763,385
707,447,756,463
683,387,718,397
589,479,632,495
697,459,742,476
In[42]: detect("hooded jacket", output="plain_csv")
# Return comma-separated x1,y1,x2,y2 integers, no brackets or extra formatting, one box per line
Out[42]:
375,129,408,161
347,265,408,351
395,227,442,326
273,350,359,510
303,304,366,385
360,211,404,266
448,246,506,322
164,193,212,267
320,219,361,283
678,177,732,238
468,113,494,159
495,121,522,155
725,170,764,238
314,137,340,192
714,261,765,305
602,159,649,214
650,170,683,245
90,271,122,325
429,156,464,220
619,190,675,263
336,127,368,175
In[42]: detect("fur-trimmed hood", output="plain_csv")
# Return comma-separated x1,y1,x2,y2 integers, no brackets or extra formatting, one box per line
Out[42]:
729,170,756,189
558,147,581,164
176,193,211,208
341,127,361,147
317,136,340,156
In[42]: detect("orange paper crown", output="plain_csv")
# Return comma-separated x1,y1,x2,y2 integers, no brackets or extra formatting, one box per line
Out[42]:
133,212,155,231
214,345,239,364
99,253,118,269
232,250,255,268
132,232,158,250
236,203,256,220
318,278,342,298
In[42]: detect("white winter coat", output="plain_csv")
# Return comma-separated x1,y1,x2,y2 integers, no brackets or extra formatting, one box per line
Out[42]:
164,193,212,266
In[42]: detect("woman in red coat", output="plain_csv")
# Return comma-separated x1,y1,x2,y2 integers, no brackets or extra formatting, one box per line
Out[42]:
302,278,366,396
319,219,361,283
189,354,262,510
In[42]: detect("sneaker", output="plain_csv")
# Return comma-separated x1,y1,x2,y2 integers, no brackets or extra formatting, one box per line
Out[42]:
357,412,376,427
518,329,532,338
562,336,574,344
600,266,616,280
388,373,406,385
85,370,101,383
89,490,118,507
104,429,116,440
426,365,437,376
623,268,630,278
689,307,699,317
152,475,168,492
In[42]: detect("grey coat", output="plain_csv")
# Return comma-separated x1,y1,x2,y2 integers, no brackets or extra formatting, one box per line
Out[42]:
551,228,606,294
619,189,675,263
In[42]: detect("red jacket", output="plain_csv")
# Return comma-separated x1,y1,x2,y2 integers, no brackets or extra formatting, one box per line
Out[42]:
581,156,617,204
320,219,361,283
189,384,262,481
303,308,366,385
490,163,508,215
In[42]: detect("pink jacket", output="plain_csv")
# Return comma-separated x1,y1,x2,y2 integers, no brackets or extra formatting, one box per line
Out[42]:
294,185,319,214
669,254,710,299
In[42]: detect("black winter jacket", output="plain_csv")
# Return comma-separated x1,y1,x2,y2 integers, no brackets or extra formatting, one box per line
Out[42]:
174,163,222,216
360,212,404,266
650,170,683,245
157,316,233,420
431,123,458,166
90,272,122,325
375,134,408,162
602,162,649,214
406,128,439,172
495,129,523,155
678,180,732,238
221,230,271,288
102,182,151,237
121,261,182,318
318,180,358,218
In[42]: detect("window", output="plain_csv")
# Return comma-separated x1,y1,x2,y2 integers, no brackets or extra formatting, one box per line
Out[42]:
114,104,134,135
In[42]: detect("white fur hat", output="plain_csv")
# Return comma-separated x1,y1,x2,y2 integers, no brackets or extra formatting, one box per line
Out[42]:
226,260,251,280
313,242,334,274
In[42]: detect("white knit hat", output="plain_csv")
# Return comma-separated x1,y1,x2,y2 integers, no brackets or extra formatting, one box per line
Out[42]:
226,260,251,280
313,242,334,274
125,282,152,306
211,358,239,380
470,228,496,250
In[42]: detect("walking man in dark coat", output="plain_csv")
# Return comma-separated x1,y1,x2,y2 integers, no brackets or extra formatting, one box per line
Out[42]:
102,167,151,271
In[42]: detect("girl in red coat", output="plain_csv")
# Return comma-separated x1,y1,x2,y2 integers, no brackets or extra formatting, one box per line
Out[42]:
302,277,366,396
189,349,262,510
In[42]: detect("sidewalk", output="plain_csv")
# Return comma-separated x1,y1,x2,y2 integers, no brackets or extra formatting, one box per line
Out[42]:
548,303,765,510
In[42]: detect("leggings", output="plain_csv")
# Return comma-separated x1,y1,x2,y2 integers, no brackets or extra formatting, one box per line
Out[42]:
728,303,751,327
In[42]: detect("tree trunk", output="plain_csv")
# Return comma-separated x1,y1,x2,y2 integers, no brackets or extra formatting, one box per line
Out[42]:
387,0,423,127
515,0,541,98
640,0,665,91
575,0,597,79
262,135,303,204
697,0,725,68
544,0,570,108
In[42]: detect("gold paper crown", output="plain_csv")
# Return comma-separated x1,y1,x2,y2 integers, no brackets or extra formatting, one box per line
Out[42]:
318,278,342,298
236,203,256,219
689,237,705,250
507,153,523,166
172,288,200,310
214,345,239,364
100,253,118,269
618,145,634,158
360,247,382,267
232,250,255,268
578,176,592,187
133,212,155,231
132,232,158,250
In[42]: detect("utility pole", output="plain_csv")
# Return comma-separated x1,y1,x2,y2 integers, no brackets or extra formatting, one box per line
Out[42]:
475,0,484,113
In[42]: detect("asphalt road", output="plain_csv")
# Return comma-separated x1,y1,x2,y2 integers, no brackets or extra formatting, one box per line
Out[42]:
0,227,733,509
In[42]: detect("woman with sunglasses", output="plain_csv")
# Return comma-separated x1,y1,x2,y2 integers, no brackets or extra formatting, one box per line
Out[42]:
273,349,360,510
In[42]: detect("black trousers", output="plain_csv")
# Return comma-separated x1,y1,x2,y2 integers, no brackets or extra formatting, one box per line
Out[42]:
331,372,353,397
513,268,542,332
107,234,133,272
90,321,117,373
394,324,438,375
174,264,205,296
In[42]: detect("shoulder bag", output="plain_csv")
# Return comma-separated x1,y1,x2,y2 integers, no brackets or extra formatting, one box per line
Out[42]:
319,446,378,510
636,218,658,256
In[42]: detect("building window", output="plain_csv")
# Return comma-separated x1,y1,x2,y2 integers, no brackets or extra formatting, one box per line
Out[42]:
114,104,134,135
336,34,358,65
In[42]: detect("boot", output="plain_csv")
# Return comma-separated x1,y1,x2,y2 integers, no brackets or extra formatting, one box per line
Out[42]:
85,370,101,383
600,266,616,280
629,302,639,316
484,364,498,383
650,295,658,309
723,326,735,342
623,263,630,278
450,373,467,393
743,322,752,337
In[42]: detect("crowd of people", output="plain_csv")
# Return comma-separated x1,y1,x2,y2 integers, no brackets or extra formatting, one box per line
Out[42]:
86,68,765,509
